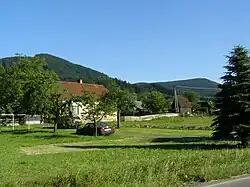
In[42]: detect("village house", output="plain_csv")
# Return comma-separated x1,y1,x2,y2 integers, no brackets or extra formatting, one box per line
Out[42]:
172,95,192,115
59,79,117,122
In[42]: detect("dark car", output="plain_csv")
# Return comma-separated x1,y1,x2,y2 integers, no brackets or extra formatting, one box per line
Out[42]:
76,122,115,136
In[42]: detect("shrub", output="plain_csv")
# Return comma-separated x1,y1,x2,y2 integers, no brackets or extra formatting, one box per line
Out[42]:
57,116,80,129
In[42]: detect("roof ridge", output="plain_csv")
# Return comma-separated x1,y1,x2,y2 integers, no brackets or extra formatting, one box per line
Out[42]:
59,81,105,87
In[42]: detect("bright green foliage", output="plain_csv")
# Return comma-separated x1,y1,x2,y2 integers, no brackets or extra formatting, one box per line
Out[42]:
0,65,4,113
75,91,116,136
106,86,137,128
142,91,168,114
0,55,59,116
212,46,250,147
183,91,200,103
48,93,74,133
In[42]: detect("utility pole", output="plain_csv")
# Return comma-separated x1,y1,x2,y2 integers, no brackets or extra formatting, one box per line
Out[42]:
174,87,179,113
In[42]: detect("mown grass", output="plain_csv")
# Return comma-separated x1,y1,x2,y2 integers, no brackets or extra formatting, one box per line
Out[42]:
118,127,212,137
110,116,214,130
1,125,250,187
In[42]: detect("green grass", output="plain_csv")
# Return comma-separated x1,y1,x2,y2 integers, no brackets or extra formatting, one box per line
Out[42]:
118,127,212,137
110,116,214,130
1,125,250,187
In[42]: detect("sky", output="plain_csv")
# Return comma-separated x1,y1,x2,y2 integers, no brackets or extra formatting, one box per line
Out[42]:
1,0,250,83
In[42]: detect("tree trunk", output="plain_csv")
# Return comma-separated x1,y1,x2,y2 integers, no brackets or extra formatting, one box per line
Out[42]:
54,112,59,134
240,131,249,148
241,137,249,148
94,119,98,136
54,123,57,134
117,110,121,129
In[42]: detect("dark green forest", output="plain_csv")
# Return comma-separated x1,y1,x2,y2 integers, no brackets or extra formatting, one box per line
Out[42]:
0,54,219,97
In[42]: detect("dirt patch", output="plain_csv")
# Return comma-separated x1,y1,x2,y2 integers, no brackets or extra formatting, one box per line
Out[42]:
21,138,133,155
22,145,101,155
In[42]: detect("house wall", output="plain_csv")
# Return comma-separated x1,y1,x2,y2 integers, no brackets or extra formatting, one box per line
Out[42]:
25,115,42,125
71,102,117,122
180,108,192,114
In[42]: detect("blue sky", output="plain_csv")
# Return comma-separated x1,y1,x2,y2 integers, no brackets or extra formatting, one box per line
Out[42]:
1,0,250,83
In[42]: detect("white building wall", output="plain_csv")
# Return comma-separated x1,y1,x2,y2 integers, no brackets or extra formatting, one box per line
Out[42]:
71,101,117,122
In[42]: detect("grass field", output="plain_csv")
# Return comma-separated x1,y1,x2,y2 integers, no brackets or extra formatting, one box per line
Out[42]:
111,116,214,130
1,125,250,187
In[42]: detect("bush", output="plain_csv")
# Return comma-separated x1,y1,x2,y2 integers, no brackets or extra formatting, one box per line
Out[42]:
121,123,213,130
57,116,80,129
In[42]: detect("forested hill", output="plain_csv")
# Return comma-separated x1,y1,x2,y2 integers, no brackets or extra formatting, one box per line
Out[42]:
0,54,136,92
0,54,219,97
138,78,219,97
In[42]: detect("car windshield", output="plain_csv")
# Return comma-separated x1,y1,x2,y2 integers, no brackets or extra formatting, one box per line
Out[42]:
84,123,94,128
98,122,108,127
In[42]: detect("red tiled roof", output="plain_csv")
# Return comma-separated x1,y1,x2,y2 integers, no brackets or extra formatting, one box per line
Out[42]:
59,81,107,99
177,95,192,108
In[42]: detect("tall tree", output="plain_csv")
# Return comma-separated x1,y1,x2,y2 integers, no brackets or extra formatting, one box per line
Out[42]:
49,93,73,133
182,91,200,103
0,64,5,113
142,91,168,114
106,87,136,128
75,91,116,136
212,46,250,147
0,55,59,115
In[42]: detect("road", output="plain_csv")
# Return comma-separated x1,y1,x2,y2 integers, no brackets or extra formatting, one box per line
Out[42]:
195,175,250,187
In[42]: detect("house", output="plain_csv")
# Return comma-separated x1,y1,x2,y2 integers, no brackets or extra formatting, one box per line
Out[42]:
59,80,117,122
134,100,151,116
171,95,192,114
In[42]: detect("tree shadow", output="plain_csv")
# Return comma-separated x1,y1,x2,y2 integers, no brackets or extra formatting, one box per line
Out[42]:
151,136,214,143
30,134,77,139
0,129,52,135
59,143,238,150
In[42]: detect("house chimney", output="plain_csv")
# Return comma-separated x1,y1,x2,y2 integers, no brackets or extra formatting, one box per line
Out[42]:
78,79,83,84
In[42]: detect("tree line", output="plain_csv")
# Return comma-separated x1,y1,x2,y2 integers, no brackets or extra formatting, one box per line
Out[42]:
0,55,174,133
0,55,211,124
2,48,247,146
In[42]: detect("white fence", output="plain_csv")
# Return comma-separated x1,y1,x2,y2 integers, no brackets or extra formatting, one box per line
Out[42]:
121,113,179,122
0,114,42,126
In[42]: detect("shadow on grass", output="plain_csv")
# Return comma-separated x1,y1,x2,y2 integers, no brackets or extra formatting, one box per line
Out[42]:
59,143,238,150
0,129,52,134
151,136,213,143
30,134,78,139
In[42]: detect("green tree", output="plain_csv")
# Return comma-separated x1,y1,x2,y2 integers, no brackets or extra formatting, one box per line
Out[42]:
106,87,136,128
75,92,116,136
142,91,167,114
49,93,74,133
0,55,59,116
212,46,250,147
182,91,200,103
0,64,4,113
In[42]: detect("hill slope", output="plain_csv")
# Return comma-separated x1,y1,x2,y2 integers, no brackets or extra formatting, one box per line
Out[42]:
0,54,136,92
135,78,219,97
0,54,219,97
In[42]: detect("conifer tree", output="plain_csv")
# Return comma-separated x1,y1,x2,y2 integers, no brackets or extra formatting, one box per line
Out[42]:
212,46,250,147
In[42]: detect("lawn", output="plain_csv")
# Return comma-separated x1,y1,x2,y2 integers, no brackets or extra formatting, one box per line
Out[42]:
110,116,214,130
1,125,250,187
117,127,212,137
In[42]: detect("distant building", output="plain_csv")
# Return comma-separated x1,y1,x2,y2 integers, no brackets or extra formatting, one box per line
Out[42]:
171,95,192,114
134,100,150,116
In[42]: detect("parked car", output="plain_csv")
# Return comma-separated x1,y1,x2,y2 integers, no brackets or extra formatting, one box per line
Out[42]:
76,122,115,136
